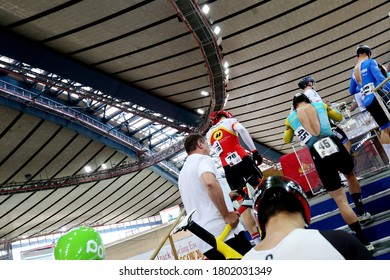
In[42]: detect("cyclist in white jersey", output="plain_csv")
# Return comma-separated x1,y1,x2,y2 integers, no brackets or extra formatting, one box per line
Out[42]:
242,176,374,260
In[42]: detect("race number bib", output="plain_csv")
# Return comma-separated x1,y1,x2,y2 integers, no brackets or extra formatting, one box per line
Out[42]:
313,137,339,158
225,152,242,166
294,126,312,144
212,140,223,155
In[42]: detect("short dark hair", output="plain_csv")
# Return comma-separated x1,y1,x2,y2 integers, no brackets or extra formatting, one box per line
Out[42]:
292,93,311,110
184,133,205,154
356,45,371,57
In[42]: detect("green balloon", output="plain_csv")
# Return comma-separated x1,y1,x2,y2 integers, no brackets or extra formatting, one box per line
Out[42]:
54,226,105,260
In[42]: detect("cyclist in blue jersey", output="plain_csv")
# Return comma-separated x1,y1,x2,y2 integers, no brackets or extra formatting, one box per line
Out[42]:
283,93,374,252
350,45,390,163
350,45,390,94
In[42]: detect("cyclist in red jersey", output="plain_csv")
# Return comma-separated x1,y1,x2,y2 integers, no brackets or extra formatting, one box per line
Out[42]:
206,110,263,244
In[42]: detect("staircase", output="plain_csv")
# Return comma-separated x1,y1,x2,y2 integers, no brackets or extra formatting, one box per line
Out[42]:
309,168,390,259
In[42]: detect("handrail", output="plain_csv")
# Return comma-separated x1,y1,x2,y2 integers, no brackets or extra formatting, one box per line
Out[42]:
149,208,186,260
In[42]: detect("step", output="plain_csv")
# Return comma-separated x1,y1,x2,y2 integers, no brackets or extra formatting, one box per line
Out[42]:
311,210,390,260
307,168,390,260
372,237,390,260
309,172,390,218
310,190,390,230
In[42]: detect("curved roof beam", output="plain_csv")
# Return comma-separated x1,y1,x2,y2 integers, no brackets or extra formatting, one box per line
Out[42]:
169,0,227,132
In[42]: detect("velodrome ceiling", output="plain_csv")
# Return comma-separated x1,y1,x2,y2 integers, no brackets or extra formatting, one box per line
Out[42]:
0,0,389,250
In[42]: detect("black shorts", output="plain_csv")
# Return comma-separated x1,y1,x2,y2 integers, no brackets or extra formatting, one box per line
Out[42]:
309,136,354,192
365,90,390,130
330,122,349,145
223,156,263,190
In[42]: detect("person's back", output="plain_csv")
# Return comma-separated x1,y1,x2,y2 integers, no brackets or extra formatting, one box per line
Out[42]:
355,58,389,89
242,176,374,260
206,117,249,166
179,153,231,234
350,45,390,94
295,103,320,137
243,228,368,260
285,100,339,148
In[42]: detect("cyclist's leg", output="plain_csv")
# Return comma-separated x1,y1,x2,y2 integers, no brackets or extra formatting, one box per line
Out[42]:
224,162,261,244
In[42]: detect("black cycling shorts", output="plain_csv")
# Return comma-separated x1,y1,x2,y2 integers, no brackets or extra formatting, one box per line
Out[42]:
330,122,349,145
223,156,263,190
365,90,390,130
309,136,354,192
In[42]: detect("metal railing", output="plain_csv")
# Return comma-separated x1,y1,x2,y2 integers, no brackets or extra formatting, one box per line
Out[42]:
0,80,183,194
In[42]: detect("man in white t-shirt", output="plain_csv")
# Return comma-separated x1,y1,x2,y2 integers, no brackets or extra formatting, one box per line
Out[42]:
178,133,253,259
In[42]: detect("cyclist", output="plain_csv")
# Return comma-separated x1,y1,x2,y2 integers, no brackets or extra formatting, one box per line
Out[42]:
206,110,263,244
243,176,374,260
283,94,374,251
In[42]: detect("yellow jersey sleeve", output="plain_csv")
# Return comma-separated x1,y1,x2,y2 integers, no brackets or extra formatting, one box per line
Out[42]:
283,118,294,143
325,103,343,122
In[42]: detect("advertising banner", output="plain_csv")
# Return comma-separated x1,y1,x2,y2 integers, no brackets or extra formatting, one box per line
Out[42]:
280,147,322,195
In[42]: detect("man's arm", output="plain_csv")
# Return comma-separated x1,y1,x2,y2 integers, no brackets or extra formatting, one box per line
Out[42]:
283,118,294,143
233,122,256,150
370,59,387,83
325,103,343,122
201,172,239,228
233,122,263,165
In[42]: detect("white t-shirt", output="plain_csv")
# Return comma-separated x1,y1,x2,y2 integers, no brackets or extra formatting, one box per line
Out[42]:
304,88,323,103
178,153,244,253
290,88,323,113
242,229,344,260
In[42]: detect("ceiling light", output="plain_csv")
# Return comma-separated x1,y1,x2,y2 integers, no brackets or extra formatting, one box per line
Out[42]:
224,94,230,107
223,61,229,68
85,165,92,173
213,26,221,35
201,90,209,96
197,108,205,115
224,68,229,75
202,5,210,15
101,163,107,170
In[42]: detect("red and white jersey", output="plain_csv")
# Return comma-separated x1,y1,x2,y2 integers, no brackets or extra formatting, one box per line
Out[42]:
206,118,249,167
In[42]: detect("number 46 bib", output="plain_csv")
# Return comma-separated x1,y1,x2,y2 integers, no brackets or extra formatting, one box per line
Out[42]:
313,137,339,158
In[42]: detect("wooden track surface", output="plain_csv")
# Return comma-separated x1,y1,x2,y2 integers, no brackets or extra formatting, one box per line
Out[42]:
105,223,192,260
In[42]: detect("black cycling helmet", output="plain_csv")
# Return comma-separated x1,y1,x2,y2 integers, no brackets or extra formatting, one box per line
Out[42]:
356,45,371,57
292,93,311,110
298,76,315,89
253,176,311,239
